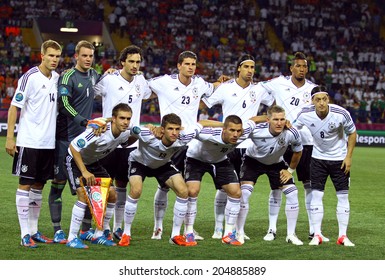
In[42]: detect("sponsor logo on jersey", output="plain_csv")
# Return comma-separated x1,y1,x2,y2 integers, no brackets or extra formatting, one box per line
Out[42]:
174,87,179,91
118,86,124,91
78,82,83,88
76,138,86,148
15,92,24,102
42,85,46,89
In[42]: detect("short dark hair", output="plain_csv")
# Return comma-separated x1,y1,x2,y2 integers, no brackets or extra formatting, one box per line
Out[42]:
178,51,197,64
224,115,242,127
235,54,255,76
119,45,142,63
291,52,307,64
112,103,132,117
311,85,328,98
161,113,182,127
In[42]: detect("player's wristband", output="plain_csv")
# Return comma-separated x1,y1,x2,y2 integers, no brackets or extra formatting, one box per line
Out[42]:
287,167,295,174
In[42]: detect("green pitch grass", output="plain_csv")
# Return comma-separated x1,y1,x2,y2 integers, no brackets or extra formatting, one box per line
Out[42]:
0,136,384,260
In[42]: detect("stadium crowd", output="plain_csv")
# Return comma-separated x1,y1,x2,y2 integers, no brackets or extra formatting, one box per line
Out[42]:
1,0,385,123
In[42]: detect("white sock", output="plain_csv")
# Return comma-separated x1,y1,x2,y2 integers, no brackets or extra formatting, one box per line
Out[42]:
123,195,138,236
304,182,313,234
68,201,87,241
104,202,115,231
336,191,350,237
283,184,299,236
113,187,126,231
236,184,253,234
267,189,282,233
224,196,240,234
185,197,197,234
28,188,42,235
310,190,324,236
153,186,169,231
213,189,227,230
171,196,188,238
16,189,30,238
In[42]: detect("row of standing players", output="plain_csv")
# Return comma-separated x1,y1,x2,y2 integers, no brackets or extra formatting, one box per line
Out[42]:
5,40,356,249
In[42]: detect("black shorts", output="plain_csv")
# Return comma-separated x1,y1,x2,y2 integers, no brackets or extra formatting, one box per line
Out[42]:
227,148,246,177
54,140,70,181
64,153,110,194
310,158,350,192
129,161,180,187
99,147,136,182
184,157,239,189
12,146,54,184
170,146,188,174
284,145,312,183
240,155,294,189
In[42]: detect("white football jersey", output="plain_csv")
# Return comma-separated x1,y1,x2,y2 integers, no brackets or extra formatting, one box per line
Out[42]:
148,74,214,127
202,79,274,149
12,66,59,149
130,123,203,169
293,104,356,160
260,75,317,145
94,71,151,148
94,71,151,123
187,120,257,163
202,79,274,120
245,123,303,165
69,123,133,165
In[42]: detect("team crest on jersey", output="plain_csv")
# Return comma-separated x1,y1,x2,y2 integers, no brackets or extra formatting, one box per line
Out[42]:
76,139,86,148
278,137,286,147
192,87,199,99
328,122,336,131
249,91,256,103
303,92,311,104
21,165,28,173
135,84,140,93
15,92,24,102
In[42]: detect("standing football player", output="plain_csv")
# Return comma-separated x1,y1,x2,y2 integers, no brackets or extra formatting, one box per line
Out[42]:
6,40,62,248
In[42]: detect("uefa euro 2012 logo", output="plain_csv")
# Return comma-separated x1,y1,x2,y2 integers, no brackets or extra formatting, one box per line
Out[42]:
92,192,102,202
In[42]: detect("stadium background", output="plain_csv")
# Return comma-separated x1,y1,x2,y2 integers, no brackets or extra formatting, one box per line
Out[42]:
1,0,385,145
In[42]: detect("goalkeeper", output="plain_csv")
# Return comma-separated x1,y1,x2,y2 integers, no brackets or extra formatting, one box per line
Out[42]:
49,40,114,245
63,103,137,249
